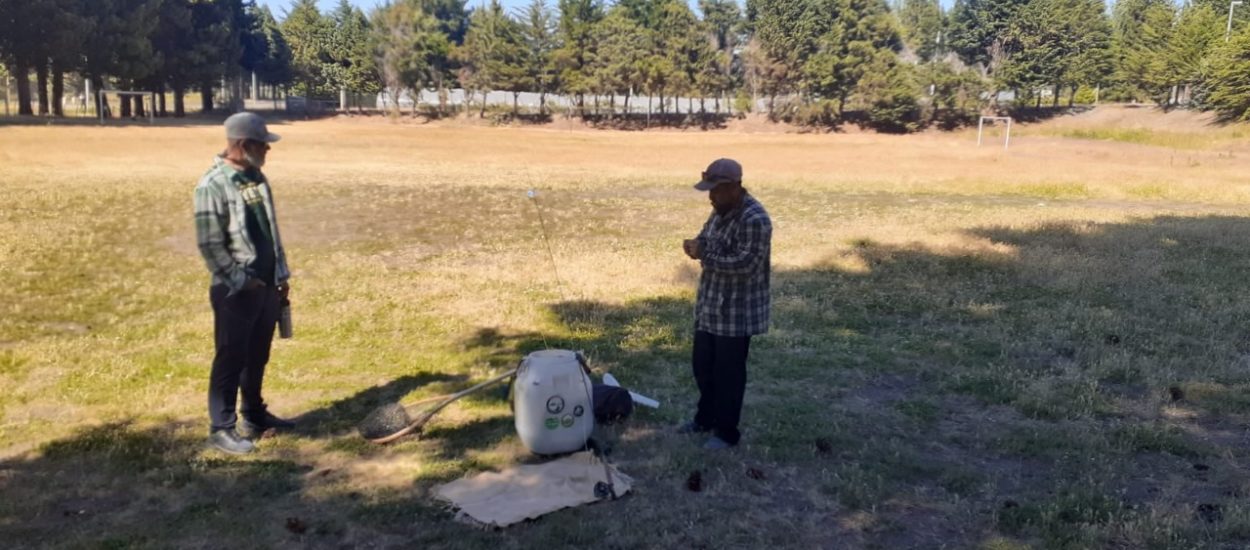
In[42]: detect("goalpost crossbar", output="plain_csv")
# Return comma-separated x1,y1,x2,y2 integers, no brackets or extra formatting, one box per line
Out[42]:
98,90,157,125
977,116,1013,149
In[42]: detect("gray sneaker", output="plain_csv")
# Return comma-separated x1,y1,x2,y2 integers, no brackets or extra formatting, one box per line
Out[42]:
207,429,256,455
702,436,733,450
239,411,296,439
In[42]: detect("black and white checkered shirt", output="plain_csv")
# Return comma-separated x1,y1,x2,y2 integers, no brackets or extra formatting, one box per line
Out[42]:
695,193,771,337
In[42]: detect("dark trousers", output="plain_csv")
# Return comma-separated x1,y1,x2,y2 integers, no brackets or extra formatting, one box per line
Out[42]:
692,330,752,445
209,284,279,432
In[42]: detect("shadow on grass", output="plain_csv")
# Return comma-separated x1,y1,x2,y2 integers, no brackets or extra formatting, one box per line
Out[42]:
293,371,468,437
1001,104,1096,123
580,112,733,131
7,215,1250,547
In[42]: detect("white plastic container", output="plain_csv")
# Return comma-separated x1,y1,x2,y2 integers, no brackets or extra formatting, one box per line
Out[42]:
513,349,595,455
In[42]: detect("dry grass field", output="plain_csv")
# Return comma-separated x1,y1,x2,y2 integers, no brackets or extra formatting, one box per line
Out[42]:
4,106,1250,548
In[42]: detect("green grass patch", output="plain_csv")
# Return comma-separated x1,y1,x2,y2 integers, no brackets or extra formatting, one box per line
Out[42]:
1111,422,1208,457
997,485,1126,548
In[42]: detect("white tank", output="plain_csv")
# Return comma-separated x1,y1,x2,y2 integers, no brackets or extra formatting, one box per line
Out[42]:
513,350,595,455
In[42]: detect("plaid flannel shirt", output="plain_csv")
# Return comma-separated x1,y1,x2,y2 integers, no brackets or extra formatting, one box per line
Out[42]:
194,157,290,295
695,193,772,337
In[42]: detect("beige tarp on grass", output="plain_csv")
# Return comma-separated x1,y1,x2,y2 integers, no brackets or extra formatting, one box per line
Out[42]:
433,452,633,527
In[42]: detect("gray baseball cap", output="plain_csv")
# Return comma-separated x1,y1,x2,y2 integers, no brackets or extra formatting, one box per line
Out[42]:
224,112,281,143
694,158,742,191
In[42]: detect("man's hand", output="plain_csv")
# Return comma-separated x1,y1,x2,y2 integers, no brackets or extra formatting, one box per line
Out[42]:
244,277,267,291
682,239,702,260
277,282,290,301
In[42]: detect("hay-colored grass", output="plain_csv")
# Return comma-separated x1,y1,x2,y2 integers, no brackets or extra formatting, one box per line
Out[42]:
3,112,1250,548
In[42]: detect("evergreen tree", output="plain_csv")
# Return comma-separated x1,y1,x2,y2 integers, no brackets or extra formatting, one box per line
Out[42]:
1167,3,1221,105
253,5,294,94
77,0,163,117
899,0,943,62
803,0,903,114
373,0,452,114
590,8,650,114
412,0,469,45
947,0,1027,74
457,0,526,116
284,0,335,97
553,0,604,115
856,54,922,131
1111,0,1175,103
519,0,560,114
1000,0,1111,106
699,0,743,111
330,1,380,101
744,0,824,116
1203,25,1250,120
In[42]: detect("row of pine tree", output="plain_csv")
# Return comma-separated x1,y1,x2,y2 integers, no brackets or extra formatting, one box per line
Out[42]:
2,0,1250,130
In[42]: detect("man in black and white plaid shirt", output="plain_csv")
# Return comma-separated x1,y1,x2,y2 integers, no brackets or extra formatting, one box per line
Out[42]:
194,112,295,455
680,158,772,450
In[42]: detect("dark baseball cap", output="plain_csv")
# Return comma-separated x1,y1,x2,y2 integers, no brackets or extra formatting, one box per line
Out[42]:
224,112,281,143
694,158,742,191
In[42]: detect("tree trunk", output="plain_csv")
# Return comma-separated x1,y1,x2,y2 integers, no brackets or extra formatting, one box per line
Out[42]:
51,66,65,117
15,65,33,116
90,74,107,118
480,90,487,118
174,85,186,117
121,94,133,118
539,91,547,115
623,92,630,116
646,94,652,128
1068,86,1076,108
36,64,49,116
513,91,519,116
157,84,167,116
700,97,706,114
1052,84,1060,107
201,83,215,114
134,92,146,118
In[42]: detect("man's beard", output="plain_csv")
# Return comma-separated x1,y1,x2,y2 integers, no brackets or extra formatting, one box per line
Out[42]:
245,152,266,168
712,196,739,215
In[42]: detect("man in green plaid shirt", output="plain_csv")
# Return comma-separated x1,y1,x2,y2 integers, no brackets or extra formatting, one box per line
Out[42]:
194,112,294,455
680,158,772,450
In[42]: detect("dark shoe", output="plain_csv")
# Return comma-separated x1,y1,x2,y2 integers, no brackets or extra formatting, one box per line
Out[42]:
240,411,296,438
677,421,711,435
702,436,733,450
207,429,256,455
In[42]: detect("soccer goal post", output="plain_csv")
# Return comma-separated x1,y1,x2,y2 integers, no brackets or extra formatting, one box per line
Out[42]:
977,116,1013,149
98,90,157,124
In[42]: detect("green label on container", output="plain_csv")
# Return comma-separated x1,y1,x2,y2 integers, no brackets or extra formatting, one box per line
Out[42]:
545,418,559,430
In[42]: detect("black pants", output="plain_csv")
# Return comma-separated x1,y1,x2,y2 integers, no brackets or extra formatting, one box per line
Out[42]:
692,330,752,445
208,284,279,432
